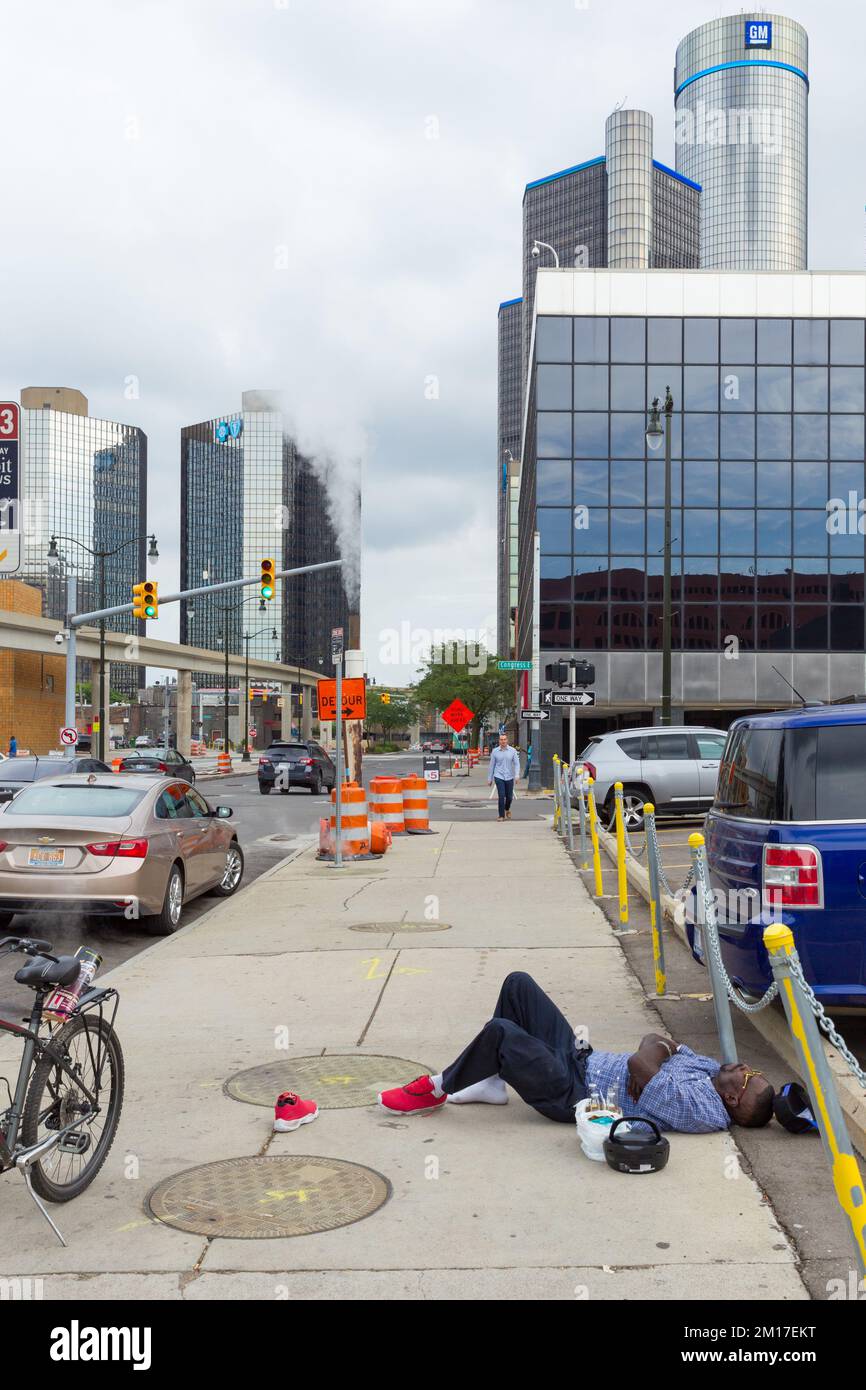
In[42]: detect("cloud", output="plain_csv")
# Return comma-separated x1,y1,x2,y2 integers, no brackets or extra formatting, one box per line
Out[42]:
1,0,862,684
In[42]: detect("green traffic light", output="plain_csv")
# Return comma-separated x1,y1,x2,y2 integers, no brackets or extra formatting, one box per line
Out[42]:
144,604,156,618
261,585,273,600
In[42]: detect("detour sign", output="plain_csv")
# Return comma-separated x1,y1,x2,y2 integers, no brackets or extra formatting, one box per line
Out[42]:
317,677,367,722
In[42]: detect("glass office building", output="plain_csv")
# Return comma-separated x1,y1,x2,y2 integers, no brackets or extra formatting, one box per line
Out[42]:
20,388,147,697
180,392,348,681
498,112,701,655
675,13,809,270
497,298,523,655
518,270,866,775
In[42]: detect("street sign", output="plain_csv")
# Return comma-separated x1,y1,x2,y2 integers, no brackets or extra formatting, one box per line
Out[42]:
423,754,440,783
59,726,79,747
540,688,553,705
550,691,596,707
520,708,550,721
498,660,532,671
331,626,344,662
318,676,366,722
0,403,21,574
441,698,474,734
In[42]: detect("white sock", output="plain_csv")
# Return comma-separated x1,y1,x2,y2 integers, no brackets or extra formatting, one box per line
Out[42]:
430,1073,444,1097
446,1075,508,1105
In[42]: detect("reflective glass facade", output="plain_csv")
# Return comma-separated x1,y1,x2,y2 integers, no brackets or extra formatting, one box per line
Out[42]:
497,299,522,652
20,401,147,697
180,397,347,680
525,313,865,660
675,14,808,269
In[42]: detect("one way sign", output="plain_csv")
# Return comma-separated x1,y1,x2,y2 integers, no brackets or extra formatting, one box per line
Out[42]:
550,691,595,707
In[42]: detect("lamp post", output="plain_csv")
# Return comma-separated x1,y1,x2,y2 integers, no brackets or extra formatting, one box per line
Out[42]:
47,532,158,761
646,389,674,726
242,625,279,761
531,240,560,268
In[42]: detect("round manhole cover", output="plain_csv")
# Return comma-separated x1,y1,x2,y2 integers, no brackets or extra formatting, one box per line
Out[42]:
225,1054,430,1109
147,1154,390,1238
348,921,452,933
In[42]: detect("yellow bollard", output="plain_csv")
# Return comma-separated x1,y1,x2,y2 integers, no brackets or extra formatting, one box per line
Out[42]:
644,802,666,997
764,923,866,1277
586,777,604,897
613,781,629,927
552,754,561,830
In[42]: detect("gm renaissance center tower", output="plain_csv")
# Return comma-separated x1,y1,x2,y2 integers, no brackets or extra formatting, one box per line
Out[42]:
675,13,809,269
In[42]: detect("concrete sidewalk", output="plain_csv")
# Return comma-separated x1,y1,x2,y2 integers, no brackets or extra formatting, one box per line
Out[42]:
0,817,807,1301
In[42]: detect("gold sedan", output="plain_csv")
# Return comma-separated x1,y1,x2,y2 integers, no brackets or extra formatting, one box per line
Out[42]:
0,773,244,935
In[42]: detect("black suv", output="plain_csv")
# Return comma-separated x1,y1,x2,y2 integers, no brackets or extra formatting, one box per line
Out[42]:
258,741,336,795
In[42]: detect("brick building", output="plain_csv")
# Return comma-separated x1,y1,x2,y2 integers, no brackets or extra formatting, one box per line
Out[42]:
0,580,66,755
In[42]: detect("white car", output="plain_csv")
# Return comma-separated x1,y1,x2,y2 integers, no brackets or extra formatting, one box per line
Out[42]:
573,725,728,830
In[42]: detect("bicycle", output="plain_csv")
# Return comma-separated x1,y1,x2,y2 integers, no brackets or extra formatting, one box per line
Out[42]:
0,936,124,1246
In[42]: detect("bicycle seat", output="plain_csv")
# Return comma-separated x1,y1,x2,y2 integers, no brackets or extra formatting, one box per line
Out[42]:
14,955,81,989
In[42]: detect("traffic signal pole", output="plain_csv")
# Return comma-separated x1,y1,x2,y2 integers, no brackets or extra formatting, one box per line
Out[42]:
63,559,344,739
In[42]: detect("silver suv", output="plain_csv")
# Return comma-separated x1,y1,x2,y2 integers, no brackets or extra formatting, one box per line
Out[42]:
573,725,727,830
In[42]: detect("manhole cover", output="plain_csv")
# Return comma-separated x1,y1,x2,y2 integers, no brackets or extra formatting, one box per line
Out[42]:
348,921,452,933
147,1155,390,1238
225,1054,430,1109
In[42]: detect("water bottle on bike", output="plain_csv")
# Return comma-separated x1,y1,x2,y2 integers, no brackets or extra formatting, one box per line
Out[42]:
43,947,103,1024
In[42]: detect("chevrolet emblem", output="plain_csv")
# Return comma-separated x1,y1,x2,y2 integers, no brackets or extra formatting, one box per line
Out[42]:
37,836,56,845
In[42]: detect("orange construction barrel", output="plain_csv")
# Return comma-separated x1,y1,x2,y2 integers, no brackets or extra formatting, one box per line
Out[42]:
111,757,124,773
330,783,370,857
370,820,392,854
401,775,433,834
369,776,405,834
217,751,232,774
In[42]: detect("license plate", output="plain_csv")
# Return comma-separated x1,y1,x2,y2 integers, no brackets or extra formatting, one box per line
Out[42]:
28,848,65,867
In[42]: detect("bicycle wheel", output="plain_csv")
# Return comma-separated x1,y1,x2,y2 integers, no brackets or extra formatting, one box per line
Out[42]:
21,1014,124,1203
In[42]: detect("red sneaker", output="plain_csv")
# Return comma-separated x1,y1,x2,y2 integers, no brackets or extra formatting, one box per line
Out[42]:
273,1091,319,1132
378,1075,447,1115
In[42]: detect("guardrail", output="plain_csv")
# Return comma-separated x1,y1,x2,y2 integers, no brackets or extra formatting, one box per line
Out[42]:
558,779,866,1279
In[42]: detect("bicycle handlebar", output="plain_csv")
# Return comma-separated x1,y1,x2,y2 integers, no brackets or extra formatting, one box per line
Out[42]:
0,936,57,960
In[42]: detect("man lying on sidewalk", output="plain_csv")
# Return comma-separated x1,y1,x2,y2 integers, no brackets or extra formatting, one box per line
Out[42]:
378,972,774,1132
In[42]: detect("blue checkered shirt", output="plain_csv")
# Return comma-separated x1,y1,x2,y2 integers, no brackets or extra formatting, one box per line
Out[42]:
584,1045,729,1134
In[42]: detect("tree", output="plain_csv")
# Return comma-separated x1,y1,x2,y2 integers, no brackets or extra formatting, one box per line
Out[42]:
367,689,420,743
414,647,516,745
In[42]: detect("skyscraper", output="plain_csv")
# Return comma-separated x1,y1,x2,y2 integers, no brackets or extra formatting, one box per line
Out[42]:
498,110,701,655
675,13,809,270
20,387,147,697
180,391,348,680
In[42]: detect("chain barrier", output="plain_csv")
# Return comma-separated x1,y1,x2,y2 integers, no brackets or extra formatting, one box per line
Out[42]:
787,951,866,1091
646,812,695,898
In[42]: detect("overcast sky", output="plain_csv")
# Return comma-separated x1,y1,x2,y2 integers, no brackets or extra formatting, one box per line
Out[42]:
2,0,863,683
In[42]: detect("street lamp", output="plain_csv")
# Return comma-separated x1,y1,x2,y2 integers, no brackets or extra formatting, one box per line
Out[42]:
531,240,560,268
242,625,279,762
47,531,159,761
646,389,674,726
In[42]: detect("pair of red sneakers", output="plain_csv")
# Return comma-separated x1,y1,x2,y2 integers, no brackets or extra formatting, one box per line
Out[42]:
274,1075,447,1129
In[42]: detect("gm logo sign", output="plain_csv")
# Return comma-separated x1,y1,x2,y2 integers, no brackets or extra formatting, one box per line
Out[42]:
745,20,772,48
215,419,243,442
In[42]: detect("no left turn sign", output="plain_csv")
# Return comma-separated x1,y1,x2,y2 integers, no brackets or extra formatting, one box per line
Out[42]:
59,727,79,747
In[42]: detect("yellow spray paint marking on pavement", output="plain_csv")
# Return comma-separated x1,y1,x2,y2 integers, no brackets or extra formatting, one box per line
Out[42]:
260,1188,318,1205
115,1218,157,1233
319,1075,356,1085
362,957,387,979
395,966,427,976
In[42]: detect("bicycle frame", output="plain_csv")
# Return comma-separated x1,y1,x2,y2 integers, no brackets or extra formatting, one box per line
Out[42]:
0,985,118,1172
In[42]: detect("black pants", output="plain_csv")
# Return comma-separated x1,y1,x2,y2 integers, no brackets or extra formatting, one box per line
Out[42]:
494,777,514,817
441,972,591,1123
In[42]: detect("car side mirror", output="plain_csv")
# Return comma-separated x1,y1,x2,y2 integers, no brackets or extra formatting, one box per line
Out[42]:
215,805,232,818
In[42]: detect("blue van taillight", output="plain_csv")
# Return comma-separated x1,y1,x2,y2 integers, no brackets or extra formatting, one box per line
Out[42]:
762,845,823,909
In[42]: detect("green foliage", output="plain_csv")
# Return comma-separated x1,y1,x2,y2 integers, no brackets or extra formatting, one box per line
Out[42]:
367,688,420,737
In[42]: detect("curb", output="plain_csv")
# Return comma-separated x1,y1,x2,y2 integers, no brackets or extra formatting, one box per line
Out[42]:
594,825,866,1158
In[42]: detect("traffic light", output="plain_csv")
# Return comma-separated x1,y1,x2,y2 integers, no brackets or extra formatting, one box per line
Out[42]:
260,558,275,601
132,580,158,620
381,692,391,705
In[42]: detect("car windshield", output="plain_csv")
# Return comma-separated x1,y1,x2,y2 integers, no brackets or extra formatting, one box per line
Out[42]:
3,784,147,817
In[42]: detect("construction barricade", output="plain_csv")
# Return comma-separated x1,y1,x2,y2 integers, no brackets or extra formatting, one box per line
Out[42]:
318,782,373,861
217,751,232,774
400,775,435,834
369,776,406,835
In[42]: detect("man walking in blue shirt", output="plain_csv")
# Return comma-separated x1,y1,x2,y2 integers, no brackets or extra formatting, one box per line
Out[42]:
488,732,521,821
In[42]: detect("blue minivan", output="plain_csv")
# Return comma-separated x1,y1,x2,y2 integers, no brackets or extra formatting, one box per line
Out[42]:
690,704,866,1010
